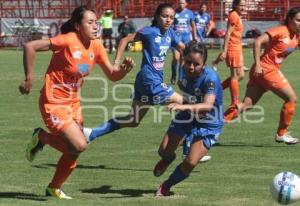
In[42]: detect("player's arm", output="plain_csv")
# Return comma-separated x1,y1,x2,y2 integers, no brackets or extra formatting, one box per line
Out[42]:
191,21,197,41
221,23,234,59
19,39,51,94
114,32,139,65
253,32,270,75
168,93,216,113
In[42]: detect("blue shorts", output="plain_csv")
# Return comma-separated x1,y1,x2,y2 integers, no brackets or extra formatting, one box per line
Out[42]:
168,112,221,150
133,80,175,105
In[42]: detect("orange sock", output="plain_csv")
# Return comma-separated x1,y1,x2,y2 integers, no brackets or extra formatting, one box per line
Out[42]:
224,104,239,122
222,78,230,90
277,102,296,136
229,79,239,105
49,154,77,188
38,130,68,153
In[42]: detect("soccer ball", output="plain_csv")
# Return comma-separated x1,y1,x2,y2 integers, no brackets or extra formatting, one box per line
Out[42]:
270,171,300,205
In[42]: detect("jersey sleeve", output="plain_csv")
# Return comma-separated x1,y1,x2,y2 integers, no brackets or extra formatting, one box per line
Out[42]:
203,75,218,95
265,26,285,41
50,33,70,51
94,41,109,65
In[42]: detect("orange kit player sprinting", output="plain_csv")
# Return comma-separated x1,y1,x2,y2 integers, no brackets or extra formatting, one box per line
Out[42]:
224,7,300,144
213,0,245,107
19,6,134,199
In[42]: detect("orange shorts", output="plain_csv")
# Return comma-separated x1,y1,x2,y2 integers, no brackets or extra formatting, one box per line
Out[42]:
226,50,243,68
39,97,83,134
248,67,289,91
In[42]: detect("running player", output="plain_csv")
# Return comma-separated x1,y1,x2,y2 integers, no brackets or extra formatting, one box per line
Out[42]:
194,3,212,42
224,7,300,144
212,0,245,106
153,41,223,196
19,6,134,199
170,0,196,84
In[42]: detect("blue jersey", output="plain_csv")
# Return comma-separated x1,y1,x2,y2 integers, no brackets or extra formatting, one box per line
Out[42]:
133,26,180,105
137,26,180,84
194,12,211,41
173,8,195,43
176,66,224,132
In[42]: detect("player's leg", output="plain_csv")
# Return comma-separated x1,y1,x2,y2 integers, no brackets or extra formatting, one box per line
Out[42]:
156,138,208,196
45,121,87,199
272,82,298,144
171,49,180,84
153,132,182,177
224,84,265,122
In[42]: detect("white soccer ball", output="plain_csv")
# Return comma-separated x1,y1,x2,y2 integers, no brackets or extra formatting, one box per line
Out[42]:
270,171,300,205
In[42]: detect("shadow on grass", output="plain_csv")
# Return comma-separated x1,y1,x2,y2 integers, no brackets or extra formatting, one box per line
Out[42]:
33,164,152,172
0,192,47,201
81,185,159,198
214,142,290,148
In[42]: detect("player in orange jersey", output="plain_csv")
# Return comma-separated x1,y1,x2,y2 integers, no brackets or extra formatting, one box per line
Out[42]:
19,6,134,199
212,0,245,106
224,7,300,144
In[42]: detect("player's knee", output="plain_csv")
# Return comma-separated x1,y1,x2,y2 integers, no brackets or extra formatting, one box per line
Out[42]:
237,73,244,81
158,149,176,163
284,101,296,115
72,141,87,154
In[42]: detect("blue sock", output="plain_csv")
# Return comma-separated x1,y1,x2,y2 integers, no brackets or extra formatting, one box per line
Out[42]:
89,119,120,142
164,165,189,188
171,62,178,78
178,65,185,81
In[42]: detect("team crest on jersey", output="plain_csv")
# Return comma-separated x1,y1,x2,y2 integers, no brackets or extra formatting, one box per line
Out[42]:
155,36,161,43
89,52,95,60
166,36,171,43
283,37,290,44
72,50,82,59
194,88,202,96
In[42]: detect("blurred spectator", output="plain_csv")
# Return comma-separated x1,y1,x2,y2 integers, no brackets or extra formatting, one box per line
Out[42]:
98,9,115,53
116,16,136,49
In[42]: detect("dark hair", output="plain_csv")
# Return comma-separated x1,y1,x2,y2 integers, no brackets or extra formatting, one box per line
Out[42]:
232,0,241,11
61,5,94,34
284,7,300,26
151,3,173,27
183,41,208,65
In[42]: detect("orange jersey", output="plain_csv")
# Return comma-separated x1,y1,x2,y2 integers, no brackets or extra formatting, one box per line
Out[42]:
260,26,299,72
41,32,108,104
227,11,243,50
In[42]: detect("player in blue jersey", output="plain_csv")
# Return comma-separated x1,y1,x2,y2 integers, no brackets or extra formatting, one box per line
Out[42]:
83,3,187,142
153,41,224,197
170,0,196,85
195,3,212,42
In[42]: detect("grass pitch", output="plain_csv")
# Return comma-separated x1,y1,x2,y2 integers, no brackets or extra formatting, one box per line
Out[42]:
1,47,300,206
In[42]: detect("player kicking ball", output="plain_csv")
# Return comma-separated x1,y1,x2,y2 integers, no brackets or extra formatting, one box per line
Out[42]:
153,41,224,196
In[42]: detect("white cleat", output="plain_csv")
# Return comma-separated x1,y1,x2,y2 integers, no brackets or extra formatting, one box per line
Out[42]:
83,128,92,143
199,155,212,163
275,133,299,145
243,66,250,71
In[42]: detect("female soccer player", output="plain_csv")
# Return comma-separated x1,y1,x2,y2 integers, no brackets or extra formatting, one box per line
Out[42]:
224,7,300,144
170,0,196,84
83,3,186,142
153,41,223,196
194,3,212,42
19,6,134,199
212,0,245,106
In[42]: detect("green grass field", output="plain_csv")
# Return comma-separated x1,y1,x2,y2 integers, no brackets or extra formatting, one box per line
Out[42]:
1,47,300,206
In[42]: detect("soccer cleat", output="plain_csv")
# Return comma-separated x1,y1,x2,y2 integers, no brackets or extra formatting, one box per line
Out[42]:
275,133,299,145
26,128,44,162
182,155,212,163
45,187,72,199
243,66,250,71
153,159,172,177
212,65,218,71
199,155,212,163
155,183,171,197
83,127,92,143
170,76,176,85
